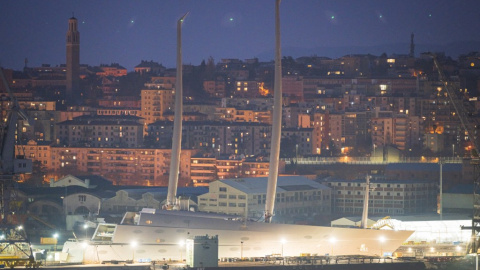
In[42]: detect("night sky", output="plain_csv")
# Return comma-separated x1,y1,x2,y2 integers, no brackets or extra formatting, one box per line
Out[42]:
1,0,479,71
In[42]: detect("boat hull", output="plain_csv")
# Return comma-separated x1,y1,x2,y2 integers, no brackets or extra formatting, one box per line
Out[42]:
63,212,413,263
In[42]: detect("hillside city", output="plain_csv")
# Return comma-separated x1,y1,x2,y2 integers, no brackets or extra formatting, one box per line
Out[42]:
3,49,480,185
1,17,480,234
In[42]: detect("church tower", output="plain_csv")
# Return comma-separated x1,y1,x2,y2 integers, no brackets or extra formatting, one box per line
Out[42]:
66,16,80,104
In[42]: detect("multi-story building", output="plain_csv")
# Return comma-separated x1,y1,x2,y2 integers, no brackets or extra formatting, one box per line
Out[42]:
312,112,326,154
234,80,260,98
198,176,331,219
215,107,272,124
56,115,144,148
216,157,243,180
214,107,236,122
189,154,286,187
96,108,140,117
385,163,463,190
134,60,166,75
190,154,217,187
242,156,271,177
328,113,344,149
203,79,226,98
95,64,127,77
281,128,314,156
97,97,141,109
371,114,421,151
20,140,52,168
343,111,369,151
424,132,445,153
140,78,176,125
282,76,304,101
371,117,393,148
20,143,197,186
147,121,272,156
393,115,421,151
324,178,437,215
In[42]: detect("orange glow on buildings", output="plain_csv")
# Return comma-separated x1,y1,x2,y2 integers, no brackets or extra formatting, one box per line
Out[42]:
258,82,269,96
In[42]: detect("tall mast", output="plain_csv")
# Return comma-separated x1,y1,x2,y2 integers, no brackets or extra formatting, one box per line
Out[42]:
265,0,282,223
361,175,371,229
166,13,188,209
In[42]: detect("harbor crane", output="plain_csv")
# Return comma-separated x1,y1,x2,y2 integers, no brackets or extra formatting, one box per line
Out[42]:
427,53,480,254
0,67,37,268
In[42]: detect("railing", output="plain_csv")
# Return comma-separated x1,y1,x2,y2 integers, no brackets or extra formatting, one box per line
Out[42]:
282,156,464,165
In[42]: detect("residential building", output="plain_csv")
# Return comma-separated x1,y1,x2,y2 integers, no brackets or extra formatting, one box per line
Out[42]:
140,86,175,125
56,115,144,148
20,144,197,186
324,178,437,215
134,60,166,75
95,64,127,77
147,121,272,156
281,128,314,156
234,80,261,98
203,79,226,98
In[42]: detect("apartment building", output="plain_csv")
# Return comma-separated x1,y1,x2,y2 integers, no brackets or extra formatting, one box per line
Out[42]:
189,154,285,187
216,157,243,180
190,154,217,187
95,64,127,77
371,114,421,151
147,121,272,156
234,80,261,98
140,79,176,125
203,79,226,98
56,115,144,148
324,178,437,215
282,75,304,101
281,128,314,156
20,143,196,186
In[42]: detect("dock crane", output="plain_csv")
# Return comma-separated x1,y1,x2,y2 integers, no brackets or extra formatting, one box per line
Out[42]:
0,67,37,268
427,53,480,254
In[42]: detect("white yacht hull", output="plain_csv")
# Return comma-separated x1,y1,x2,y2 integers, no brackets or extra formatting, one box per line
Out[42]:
62,211,413,263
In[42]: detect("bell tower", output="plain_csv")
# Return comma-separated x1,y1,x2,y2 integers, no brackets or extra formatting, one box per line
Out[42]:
66,15,80,104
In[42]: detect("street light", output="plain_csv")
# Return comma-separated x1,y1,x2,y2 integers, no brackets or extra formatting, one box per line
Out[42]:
53,233,59,252
379,236,386,257
81,241,88,264
240,241,244,260
83,224,88,239
329,237,336,256
280,238,286,257
130,241,137,263
178,240,185,262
